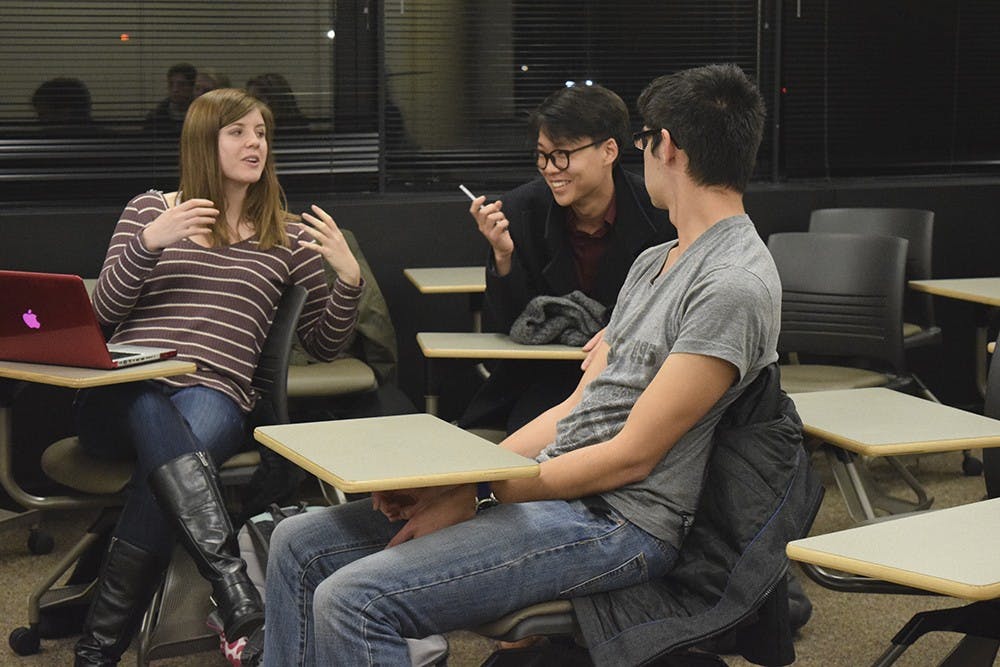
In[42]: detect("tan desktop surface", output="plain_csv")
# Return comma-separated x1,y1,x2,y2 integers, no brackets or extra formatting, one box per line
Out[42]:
404,267,486,294
788,498,1000,600
789,388,1000,456
0,359,196,389
909,277,1000,307
254,413,539,493
417,332,586,360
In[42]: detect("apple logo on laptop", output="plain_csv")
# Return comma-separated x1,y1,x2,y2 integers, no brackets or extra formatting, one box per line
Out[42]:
22,309,41,329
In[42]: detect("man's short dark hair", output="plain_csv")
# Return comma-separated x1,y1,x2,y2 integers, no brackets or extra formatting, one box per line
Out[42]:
637,64,765,192
530,84,629,161
168,62,198,84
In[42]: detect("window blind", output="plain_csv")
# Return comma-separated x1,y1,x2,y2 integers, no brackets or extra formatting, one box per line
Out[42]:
382,0,764,192
0,0,379,204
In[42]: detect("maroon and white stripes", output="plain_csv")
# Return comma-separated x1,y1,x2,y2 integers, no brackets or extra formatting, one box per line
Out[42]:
92,191,362,411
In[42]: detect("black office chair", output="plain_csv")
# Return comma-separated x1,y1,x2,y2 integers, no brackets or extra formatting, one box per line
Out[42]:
798,330,1000,667
136,284,308,664
7,285,307,660
768,232,935,521
808,208,981,476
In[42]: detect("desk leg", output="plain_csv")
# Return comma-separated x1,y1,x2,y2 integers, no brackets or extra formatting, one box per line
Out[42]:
424,358,440,416
830,448,878,521
825,447,933,522
975,325,988,398
469,293,484,333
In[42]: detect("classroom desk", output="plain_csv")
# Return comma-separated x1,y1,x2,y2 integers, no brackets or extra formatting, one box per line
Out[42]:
790,388,1000,520
787,498,1000,600
909,277,1000,397
416,332,586,415
405,266,486,331
254,412,539,493
404,266,486,294
787,499,1000,667
0,359,196,544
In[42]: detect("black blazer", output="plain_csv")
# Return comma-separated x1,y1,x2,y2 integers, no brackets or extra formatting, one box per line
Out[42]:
482,164,674,333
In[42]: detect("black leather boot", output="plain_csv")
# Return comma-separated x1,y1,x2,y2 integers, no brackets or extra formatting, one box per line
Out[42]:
148,451,264,641
74,537,163,666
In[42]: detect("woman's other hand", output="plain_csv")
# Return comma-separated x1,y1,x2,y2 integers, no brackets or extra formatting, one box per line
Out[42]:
299,204,362,286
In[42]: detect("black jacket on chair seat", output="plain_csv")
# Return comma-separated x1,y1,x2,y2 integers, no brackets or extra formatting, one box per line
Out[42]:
573,364,823,667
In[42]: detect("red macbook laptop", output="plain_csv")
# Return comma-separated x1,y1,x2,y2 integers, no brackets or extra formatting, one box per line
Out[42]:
0,270,177,370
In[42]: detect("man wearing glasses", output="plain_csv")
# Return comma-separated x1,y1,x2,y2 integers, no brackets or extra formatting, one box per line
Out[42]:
260,65,795,667
460,84,672,435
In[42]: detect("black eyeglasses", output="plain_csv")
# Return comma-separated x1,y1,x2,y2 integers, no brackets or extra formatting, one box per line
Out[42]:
632,128,681,151
533,138,609,171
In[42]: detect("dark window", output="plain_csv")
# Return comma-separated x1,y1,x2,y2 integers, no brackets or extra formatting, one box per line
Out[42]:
780,0,1000,177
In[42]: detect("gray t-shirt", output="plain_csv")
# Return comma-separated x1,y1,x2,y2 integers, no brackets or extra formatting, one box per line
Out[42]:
538,215,781,547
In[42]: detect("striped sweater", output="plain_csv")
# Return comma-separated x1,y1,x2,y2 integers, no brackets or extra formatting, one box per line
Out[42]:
92,190,363,412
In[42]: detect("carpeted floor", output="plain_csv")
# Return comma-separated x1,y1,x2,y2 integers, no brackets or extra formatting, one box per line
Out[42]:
0,449,994,666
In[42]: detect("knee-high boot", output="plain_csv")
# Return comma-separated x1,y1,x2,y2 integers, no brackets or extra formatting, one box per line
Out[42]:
74,537,163,666
148,451,264,641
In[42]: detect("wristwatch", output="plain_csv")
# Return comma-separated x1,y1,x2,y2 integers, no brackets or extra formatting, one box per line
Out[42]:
475,482,500,513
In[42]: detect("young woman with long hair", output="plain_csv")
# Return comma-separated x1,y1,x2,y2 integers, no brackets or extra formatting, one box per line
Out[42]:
74,88,363,666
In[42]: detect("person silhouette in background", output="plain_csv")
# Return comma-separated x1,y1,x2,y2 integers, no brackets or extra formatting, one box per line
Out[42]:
144,62,197,136
246,73,309,132
195,68,231,98
31,77,114,138
32,78,93,126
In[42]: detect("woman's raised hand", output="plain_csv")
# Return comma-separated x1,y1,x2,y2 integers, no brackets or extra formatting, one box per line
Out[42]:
142,198,218,252
299,204,362,286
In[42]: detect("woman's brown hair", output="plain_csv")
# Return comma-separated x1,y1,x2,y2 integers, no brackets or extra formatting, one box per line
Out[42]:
178,88,292,249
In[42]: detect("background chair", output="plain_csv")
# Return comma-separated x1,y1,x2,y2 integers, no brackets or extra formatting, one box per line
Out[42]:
807,208,981,476
7,285,306,660
768,232,910,393
767,232,934,520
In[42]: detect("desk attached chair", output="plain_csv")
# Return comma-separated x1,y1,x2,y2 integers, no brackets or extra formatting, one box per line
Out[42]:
768,232,933,521
8,285,307,662
788,330,1000,667
807,207,981,476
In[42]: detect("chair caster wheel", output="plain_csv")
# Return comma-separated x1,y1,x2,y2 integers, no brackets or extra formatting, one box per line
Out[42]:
28,528,54,555
9,625,40,655
962,455,983,477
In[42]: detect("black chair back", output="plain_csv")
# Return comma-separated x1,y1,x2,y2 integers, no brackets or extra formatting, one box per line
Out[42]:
809,208,936,329
250,284,307,428
768,232,908,374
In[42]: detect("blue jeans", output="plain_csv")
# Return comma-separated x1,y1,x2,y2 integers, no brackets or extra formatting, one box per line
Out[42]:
264,497,678,666
74,381,247,553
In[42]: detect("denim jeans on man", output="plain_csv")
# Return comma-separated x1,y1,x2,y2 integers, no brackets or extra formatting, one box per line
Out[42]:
264,497,678,666
75,380,247,553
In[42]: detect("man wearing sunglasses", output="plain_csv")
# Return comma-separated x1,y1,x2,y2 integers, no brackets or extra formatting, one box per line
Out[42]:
461,84,673,435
